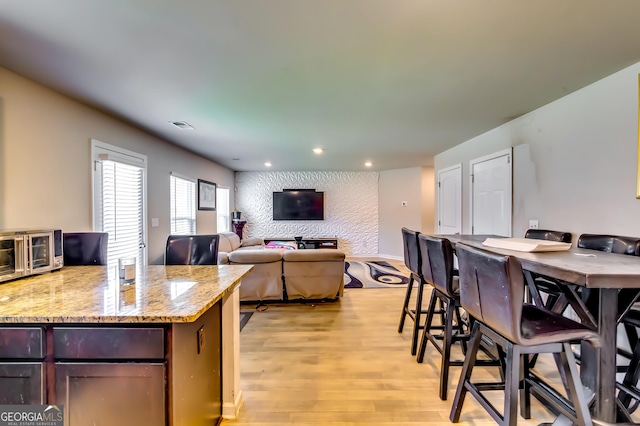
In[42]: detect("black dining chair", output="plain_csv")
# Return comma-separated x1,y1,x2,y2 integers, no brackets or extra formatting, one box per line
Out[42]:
523,228,572,310
398,227,429,355
415,234,470,400
450,243,599,426
573,235,640,418
63,232,109,265
165,234,220,265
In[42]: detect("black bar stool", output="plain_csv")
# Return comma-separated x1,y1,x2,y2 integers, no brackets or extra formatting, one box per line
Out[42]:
165,234,220,265
415,234,469,400
63,232,109,265
397,227,429,355
450,243,600,426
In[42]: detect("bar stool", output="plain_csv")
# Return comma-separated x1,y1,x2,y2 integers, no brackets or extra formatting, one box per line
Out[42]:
415,234,470,400
165,234,220,265
398,227,429,355
63,232,109,265
450,243,600,426
523,228,572,310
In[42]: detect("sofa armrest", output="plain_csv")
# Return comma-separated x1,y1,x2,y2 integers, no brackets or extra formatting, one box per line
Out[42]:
240,237,264,248
218,252,230,265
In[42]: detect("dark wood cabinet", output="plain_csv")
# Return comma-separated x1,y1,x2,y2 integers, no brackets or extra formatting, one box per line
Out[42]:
0,362,44,404
55,363,165,426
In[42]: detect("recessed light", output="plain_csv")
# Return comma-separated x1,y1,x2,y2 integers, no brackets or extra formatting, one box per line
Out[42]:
265,162,272,167
170,121,194,130
364,161,373,167
313,148,323,154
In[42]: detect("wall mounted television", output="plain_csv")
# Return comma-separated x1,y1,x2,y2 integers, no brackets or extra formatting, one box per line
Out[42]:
273,190,324,220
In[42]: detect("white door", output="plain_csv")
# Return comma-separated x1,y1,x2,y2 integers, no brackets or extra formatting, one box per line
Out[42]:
92,140,148,268
437,164,462,234
470,149,512,236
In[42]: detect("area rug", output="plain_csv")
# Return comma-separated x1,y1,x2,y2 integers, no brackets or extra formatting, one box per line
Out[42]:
240,311,253,331
344,260,409,288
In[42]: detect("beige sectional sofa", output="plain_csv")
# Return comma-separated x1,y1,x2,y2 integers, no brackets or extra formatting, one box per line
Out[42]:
217,232,345,302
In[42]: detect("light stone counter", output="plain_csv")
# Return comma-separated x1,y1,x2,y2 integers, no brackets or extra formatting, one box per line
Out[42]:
0,264,252,424
0,264,253,323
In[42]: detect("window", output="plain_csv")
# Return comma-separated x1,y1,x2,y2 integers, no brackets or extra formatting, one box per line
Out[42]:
92,140,147,268
217,187,230,232
170,174,196,234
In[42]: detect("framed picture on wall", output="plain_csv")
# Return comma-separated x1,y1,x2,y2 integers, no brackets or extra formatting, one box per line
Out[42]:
198,179,217,210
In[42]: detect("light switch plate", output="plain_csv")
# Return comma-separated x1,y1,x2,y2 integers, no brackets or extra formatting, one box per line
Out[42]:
151,218,159,228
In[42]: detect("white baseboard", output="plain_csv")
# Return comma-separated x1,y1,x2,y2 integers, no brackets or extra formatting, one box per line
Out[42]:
222,389,244,420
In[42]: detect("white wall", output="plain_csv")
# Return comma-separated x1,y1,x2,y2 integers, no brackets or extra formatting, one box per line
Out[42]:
378,168,422,258
0,67,234,264
434,62,640,240
235,171,378,255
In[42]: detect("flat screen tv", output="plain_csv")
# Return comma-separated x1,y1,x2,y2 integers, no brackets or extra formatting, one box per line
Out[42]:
273,190,324,220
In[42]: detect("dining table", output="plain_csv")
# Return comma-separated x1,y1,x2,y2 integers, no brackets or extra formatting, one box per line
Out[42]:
434,234,640,423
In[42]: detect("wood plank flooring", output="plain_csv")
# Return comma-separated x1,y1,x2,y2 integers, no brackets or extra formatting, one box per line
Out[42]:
223,260,559,426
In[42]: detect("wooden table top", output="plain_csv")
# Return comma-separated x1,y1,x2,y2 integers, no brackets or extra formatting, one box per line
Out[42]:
433,234,640,289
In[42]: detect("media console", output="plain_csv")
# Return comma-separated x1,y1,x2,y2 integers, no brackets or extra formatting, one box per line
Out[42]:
263,237,338,250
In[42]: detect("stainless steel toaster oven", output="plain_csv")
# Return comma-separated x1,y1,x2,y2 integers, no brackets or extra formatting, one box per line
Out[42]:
0,229,63,283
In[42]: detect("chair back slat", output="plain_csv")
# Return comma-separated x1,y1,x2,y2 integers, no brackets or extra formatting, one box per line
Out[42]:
578,234,640,256
401,227,421,276
456,243,525,343
524,229,572,243
419,234,456,296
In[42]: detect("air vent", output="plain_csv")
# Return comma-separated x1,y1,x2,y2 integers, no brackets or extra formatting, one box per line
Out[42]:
170,121,194,130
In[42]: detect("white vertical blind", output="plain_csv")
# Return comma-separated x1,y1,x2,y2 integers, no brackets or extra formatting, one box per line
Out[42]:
96,160,145,269
217,187,230,232
170,175,196,234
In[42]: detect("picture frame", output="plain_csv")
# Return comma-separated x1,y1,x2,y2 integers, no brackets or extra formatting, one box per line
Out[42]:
198,179,217,210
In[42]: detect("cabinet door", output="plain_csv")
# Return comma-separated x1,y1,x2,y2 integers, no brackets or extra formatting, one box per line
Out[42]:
0,362,44,404
55,363,165,426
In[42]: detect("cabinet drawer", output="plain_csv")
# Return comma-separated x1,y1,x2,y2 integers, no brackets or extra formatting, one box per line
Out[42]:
53,327,165,360
0,327,45,359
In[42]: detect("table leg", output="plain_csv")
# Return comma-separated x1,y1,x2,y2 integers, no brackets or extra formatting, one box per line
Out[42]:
581,288,617,422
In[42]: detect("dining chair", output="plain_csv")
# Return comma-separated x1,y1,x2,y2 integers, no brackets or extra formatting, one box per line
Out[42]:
415,234,469,400
449,243,599,426
523,229,572,308
397,227,429,355
165,234,220,265
63,232,109,265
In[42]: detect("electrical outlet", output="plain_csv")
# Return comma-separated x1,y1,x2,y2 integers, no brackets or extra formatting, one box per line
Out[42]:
529,220,539,229
197,326,205,354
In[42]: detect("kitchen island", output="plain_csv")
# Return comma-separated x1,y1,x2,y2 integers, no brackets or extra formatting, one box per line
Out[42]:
0,264,253,425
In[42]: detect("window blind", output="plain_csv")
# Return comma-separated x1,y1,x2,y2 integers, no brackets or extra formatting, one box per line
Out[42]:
97,160,145,269
170,175,196,234
217,187,230,232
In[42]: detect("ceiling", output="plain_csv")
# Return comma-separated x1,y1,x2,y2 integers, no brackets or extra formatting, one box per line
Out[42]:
2,1,640,172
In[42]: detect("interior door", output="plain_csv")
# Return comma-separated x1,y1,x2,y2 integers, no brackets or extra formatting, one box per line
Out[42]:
470,149,512,236
437,164,462,234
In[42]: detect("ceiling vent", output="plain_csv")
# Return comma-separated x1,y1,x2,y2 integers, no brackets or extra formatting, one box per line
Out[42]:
170,121,194,130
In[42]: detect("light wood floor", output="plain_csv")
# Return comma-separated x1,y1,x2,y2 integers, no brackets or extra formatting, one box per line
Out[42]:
223,262,559,426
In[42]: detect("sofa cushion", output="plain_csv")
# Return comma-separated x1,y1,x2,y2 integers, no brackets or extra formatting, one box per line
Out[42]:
240,237,264,247
282,249,345,262
228,249,284,263
218,232,241,253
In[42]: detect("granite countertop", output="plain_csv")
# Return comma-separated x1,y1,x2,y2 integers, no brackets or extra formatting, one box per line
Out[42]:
0,264,253,324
